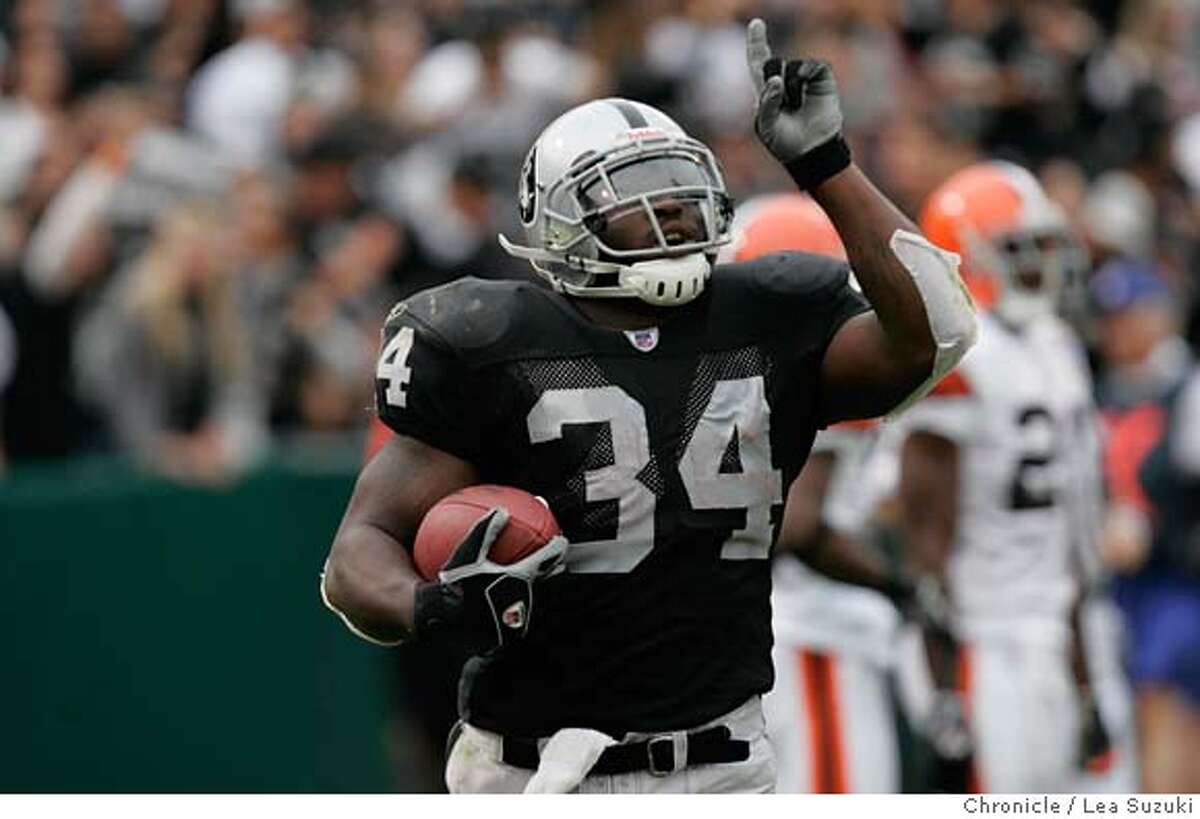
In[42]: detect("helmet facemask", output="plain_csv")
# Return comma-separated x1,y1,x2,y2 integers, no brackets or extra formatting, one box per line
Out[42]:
962,217,1089,327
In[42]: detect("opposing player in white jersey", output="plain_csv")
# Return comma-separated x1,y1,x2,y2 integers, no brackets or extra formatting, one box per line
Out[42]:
895,161,1115,792
729,195,903,793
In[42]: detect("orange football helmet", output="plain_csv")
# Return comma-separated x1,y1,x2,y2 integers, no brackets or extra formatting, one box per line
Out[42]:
726,193,847,262
919,161,1085,324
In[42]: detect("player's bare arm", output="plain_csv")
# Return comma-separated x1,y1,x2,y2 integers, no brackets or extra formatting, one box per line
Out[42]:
778,450,908,598
897,428,977,778
897,428,967,726
322,434,478,643
796,527,905,596
898,430,959,587
813,169,939,420
776,450,896,588
775,450,834,555
1067,550,1114,769
746,19,976,423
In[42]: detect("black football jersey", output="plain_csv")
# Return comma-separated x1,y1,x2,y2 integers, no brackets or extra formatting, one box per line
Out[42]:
374,252,869,737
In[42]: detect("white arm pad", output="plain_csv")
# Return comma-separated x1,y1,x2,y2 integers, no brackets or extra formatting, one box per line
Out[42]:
885,229,978,418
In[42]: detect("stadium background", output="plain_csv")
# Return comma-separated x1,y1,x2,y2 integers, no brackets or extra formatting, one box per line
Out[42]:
0,0,1197,793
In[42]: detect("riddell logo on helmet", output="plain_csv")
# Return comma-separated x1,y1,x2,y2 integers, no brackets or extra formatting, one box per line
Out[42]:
621,127,667,143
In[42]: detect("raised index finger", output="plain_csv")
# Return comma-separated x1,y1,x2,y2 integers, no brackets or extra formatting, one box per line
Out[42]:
746,18,772,93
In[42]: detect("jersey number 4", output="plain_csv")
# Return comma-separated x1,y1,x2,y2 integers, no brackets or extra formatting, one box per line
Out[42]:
377,327,415,408
527,378,783,573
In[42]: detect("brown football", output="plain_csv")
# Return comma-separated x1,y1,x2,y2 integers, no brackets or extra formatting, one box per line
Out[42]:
412,484,562,582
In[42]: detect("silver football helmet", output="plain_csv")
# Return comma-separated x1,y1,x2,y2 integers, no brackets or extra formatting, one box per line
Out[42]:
499,98,733,306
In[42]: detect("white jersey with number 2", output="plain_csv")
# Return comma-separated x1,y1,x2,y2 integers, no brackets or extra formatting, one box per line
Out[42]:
899,311,1095,646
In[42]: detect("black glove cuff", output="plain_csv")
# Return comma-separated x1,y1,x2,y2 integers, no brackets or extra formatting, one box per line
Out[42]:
413,582,463,640
783,134,852,191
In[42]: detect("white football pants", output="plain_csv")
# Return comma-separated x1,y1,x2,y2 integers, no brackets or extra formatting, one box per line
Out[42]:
895,631,1081,793
764,645,899,792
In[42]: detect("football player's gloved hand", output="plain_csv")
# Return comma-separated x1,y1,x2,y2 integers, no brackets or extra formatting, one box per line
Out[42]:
413,507,568,651
883,570,956,638
924,689,973,761
1077,690,1113,772
924,689,976,793
911,575,957,636
745,18,851,190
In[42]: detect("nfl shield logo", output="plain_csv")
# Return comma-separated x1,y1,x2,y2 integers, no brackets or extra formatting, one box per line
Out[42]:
624,327,660,353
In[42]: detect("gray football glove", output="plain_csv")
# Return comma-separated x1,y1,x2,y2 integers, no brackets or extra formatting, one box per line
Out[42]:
414,507,568,651
924,688,977,793
746,18,851,189
924,689,974,761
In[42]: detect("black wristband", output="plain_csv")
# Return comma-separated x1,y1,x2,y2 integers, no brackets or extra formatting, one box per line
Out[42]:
783,134,852,191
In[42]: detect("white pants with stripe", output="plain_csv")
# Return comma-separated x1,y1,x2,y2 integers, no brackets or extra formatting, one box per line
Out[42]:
896,624,1080,793
963,638,1080,792
764,645,899,793
444,696,776,793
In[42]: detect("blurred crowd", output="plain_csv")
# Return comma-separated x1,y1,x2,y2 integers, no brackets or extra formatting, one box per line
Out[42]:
0,0,1198,485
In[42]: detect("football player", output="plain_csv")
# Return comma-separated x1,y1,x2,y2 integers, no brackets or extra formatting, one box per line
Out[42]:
320,21,976,793
730,195,903,793
894,161,1116,792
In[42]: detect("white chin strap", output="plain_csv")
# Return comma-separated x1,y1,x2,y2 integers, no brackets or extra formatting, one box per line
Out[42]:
499,234,710,306
612,253,710,305
886,229,979,418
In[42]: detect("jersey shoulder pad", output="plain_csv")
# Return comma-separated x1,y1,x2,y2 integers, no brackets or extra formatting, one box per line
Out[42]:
718,251,853,306
388,276,535,355
377,281,519,462
713,252,867,348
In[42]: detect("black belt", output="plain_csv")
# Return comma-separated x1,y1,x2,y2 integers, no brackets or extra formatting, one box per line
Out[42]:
501,725,750,777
